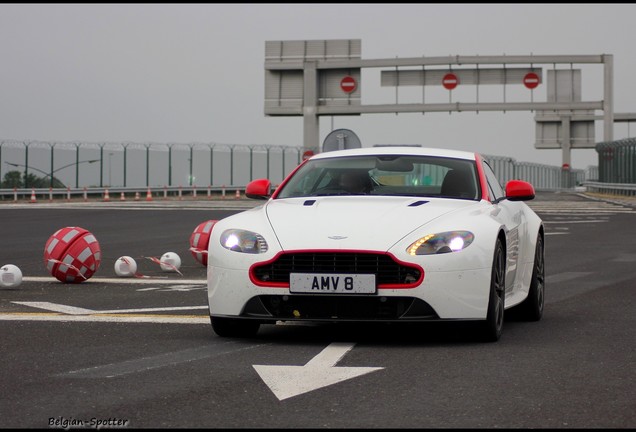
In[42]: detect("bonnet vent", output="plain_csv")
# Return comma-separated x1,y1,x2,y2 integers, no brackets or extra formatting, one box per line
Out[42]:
408,200,429,207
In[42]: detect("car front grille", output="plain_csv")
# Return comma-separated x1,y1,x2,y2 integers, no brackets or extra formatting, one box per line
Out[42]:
251,252,422,287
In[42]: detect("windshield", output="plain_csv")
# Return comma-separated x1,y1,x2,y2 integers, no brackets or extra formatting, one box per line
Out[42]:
276,155,480,200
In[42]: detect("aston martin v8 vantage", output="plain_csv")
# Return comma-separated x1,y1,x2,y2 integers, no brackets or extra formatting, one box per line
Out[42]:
206,146,544,342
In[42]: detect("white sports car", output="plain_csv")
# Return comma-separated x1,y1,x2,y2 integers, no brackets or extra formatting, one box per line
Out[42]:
207,146,544,342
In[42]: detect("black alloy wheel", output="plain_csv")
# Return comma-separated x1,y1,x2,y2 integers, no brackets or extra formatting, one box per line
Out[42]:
481,238,506,342
517,233,545,321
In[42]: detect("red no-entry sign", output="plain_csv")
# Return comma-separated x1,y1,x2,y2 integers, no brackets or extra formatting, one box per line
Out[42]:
340,76,357,93
523,72,540,89
442,73,459,90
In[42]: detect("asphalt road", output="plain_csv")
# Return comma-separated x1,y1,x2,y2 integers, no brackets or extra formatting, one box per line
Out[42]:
0,192,634,428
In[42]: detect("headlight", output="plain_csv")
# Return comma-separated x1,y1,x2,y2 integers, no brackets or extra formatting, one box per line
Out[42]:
220,229,268,254
407,231,474,256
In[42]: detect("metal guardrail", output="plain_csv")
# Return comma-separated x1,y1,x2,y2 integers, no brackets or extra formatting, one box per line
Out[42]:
1,139,601,192
1,152,605,202
0,185,247,202
582,181,636,196
8,136,629,201
1,164,603,203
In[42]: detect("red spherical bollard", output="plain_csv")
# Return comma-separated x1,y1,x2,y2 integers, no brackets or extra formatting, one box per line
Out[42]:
44,227,101,283
189,220,217,266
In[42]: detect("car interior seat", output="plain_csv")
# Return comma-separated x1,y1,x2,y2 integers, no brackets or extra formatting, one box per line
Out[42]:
440,170,476,199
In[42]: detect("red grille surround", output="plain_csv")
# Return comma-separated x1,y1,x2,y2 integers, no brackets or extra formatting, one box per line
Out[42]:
249,250,423,289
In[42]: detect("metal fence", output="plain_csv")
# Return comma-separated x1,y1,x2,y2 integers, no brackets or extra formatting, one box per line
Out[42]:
0,140,311,190
1,139,596,200
596,137,636,184
484,155,589,191
580,137,636,196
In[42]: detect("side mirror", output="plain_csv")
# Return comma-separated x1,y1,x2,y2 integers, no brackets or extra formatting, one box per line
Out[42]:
505,180,535,201
245,179,271,200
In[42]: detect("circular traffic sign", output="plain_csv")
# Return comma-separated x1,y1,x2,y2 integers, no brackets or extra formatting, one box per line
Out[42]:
340,76,357,93
523,72,540,89
442,73,459,90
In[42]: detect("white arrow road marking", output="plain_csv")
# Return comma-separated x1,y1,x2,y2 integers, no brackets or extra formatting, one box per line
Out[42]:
253,342,384,401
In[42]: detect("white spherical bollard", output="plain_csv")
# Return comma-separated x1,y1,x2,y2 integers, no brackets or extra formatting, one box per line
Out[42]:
160,252,181,272
0,264,23,288
114,256,137,277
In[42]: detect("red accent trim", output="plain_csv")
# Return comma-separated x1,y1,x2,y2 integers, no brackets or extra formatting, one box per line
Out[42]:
474,153,490,201
270,159,309,199
249,249,424,289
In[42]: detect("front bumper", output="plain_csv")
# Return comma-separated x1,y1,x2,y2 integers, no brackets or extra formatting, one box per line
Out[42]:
208,265,491,321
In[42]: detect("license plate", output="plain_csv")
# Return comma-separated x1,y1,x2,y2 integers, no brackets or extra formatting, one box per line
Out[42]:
289,273,376,294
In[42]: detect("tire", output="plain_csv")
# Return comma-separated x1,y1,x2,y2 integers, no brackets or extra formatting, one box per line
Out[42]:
210,316,260,338
515,233,545,321
480,238,506,342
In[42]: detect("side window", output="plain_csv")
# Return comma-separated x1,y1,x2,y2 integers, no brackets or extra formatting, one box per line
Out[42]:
482,162,505,201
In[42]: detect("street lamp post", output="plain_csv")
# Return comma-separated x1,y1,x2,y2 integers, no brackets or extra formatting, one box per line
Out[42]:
4,159,99,188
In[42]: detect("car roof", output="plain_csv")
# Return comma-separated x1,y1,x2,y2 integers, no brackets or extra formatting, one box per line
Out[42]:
310,146,478,161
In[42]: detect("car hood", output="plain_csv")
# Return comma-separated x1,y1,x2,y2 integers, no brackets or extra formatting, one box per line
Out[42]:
265,196,478,252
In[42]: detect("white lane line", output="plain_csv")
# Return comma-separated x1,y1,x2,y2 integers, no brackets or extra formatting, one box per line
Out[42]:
12,301,95,315
11,301,207,315
97,306,208,314
0,314,208,324
22,276,206,285
543,220,609,224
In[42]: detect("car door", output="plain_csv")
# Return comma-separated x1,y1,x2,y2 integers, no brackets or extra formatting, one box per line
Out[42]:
482,160,526,294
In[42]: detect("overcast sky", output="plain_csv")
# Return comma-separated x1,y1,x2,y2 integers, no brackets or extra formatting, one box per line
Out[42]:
2,3,636,170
